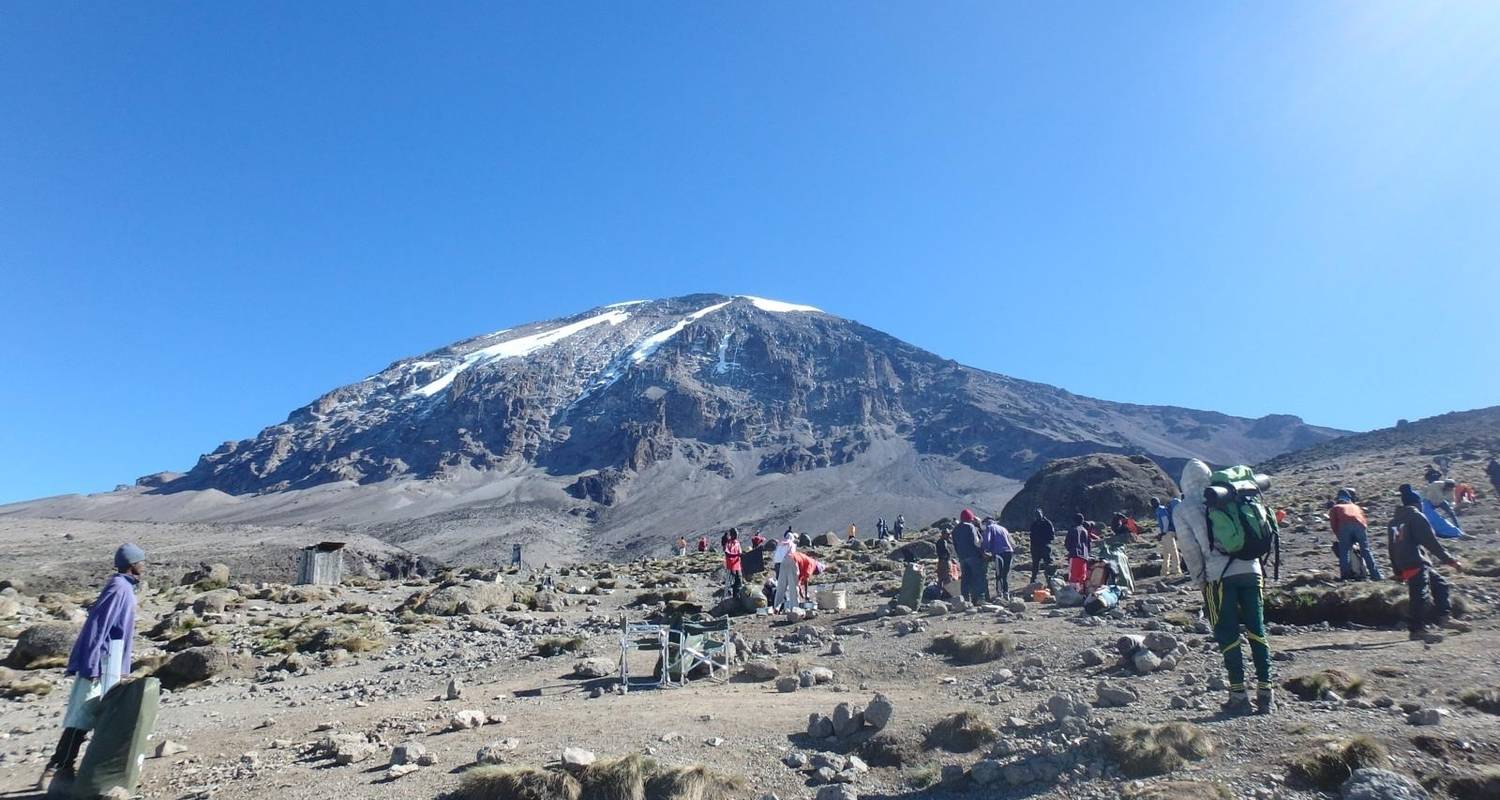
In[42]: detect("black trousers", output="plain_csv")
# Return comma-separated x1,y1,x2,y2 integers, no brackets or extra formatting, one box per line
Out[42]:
1407,565,1452,633
1029,541,1054,582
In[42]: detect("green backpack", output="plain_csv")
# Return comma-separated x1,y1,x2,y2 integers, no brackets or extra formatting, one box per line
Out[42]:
1204,465,1280,579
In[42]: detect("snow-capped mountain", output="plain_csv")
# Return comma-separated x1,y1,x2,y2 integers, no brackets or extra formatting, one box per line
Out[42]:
4,294,1342,564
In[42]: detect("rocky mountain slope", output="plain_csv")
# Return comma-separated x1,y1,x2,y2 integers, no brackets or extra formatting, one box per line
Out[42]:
0,294,1342,564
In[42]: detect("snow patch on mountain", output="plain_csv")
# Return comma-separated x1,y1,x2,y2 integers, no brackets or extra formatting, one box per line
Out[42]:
412,308,632,398
627,300,733,365
740,296,821,313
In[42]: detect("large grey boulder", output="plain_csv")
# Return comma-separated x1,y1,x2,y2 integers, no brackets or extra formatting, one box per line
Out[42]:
1341,768,1430,800
4,622,77,669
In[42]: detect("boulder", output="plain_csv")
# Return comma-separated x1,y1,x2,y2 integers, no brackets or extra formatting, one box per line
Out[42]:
831,703,864,737
154,646,243,689
1341,768,1431,800
807,714,834,739
4,621,78,669
864,693,895,730
739,660,780,681
892,540,938,562
446,677,464,700
776,676,800,693
408,581,514,616
971,759,1004,785
811,533,841,547
1080,648,1107,667
390,741,427,766
1143,632,1179,656
192,589,238,616
999,454,1179,531
1131,649,1163,675
815,786,858,800
448,710,486,731
1095,681,1140,708
1046,693,1090,721
561,747,596,771
570,658,613,680
1115,634,1146,656
182,563,230,588
475,739,518,765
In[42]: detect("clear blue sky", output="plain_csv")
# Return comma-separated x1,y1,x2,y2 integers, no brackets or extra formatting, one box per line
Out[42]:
3,3,1498,503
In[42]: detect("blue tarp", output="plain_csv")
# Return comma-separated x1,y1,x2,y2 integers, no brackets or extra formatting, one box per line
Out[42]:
1421,499,1464,539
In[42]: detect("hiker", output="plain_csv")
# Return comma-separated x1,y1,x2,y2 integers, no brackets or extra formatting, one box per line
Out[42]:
1109,511,1140,543
675,536,688,557
951,509,987,603
935,528,955,596
791,550,827,603
1064,513,1095,588
1390,485,1469,642
750,530,766,549
1423,479,1462,525
1488,458,1500,496
1455,482,1477,505
1330,489,1382,581
1424,465,1444,484
876,517,887,540
847,523,858,542
772,531,798,611
1151,496,1181,576
892,514,906,541
984,517,1015,599
1028,508,1057,584
1174,460,1274,716
42,544,145,787
697,535,709,553
723,530,743,596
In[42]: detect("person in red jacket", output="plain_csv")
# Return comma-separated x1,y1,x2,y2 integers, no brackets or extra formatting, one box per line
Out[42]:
1329,489,1381,581
750,530,766,549
697,536,708,553
791,550,826,603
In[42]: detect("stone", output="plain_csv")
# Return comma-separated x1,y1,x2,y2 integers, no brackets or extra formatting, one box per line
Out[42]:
385,763,419,780
1143,631,1179,655
1046,693,1090,721
1080,647,1107,667
926,600,950,616
1406,707,1449,726
155,646,243,690
561,747,596,770
335,741,376,765
971,759,1004,785
740,660,780,681
1131,649,1163,674
571,658,613,679
831,703,864,737
181,562,230,587
155,739,188,758
782,751,809,769
999,453,1179,530
446,677,464,700
1096,680,1140,708
776,676,800,693
705,737,725,747
807,713,834,739
815,785,858,800
1115,634,1146,655
448,710,486,731
811,752,848,771
864,693,895,730
476,739,518,765
390,741,427,766
1340,768,1431,800
807,666,836,684
191,589,238,616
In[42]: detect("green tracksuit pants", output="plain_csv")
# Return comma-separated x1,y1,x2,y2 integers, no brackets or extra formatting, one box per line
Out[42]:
1205,572,1271,692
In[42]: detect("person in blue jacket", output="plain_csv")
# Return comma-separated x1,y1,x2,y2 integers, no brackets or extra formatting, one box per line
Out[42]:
1151,496,1182,576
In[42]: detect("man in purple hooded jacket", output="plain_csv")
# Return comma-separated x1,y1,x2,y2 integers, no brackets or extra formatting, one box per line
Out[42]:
40,543,145,786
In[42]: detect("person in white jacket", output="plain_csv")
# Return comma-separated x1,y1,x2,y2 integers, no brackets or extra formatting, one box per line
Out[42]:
772,530,799,612
1173,459,1274,716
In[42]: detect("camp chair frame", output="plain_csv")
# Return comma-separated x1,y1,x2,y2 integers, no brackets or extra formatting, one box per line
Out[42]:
666,616,732,685
619,617,670,693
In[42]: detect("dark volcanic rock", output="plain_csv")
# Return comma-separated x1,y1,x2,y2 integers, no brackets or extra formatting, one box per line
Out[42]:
1000,454,1180,530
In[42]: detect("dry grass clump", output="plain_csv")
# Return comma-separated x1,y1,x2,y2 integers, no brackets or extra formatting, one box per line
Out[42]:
1459,687,1500,715
1108,722,1214,777
1122,781,1231,800
457,756,741,800
1284,669,1364,701
1288,736,1389,789
256,617,386,656
631,589,691,607
0,667,53,698
860,732,923,768
458,764,582,800
926,632,1016,665
1447,767,1500,800
923,711,998,753
535,636,586,658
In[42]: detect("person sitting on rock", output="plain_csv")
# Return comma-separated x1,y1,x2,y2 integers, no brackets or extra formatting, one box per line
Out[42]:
1330,489,1381,581
1174,460,1274,716
1389,485,1469,643
41,544,146,789
1151,496,1181,577
1028,508,1057,584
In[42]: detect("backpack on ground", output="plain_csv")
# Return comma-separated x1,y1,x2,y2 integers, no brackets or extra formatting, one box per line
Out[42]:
1204,465,1280,580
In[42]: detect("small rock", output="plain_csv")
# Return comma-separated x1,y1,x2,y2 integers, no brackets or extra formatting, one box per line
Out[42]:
446,677,464,700
155,740,188,758
561,747,596,770
1340,768,1431,800
476,739,518,764
864,693,895,730
390,741,427,766
777,676,800,693
1131,649,1163,674
1096,680,1140,708
1080,648,1107,667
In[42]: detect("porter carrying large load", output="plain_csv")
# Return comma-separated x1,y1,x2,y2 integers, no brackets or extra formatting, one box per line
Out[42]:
1203,466,1280,580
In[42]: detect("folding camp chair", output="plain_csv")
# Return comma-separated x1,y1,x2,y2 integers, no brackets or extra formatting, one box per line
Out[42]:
619,615,670,693
666,616,732,685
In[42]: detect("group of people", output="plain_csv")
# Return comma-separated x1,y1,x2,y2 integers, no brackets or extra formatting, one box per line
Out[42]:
767,529,827,611
873,514,906,541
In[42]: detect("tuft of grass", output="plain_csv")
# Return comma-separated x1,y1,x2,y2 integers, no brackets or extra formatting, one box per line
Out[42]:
458,764,581,800
903,762,941,789
923,711,998,753
927,632,1017,665
1447,766,1500,800
0,668,53,698
536,636,586,658
1122,781,1231,800
1459,687,1500,715
579,753,651,800
859,733,923,768
1108,722,1214,777
1284,669,1364,701
1288,736,1389,789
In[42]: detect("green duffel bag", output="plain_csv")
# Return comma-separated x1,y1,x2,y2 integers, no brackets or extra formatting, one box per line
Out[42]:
74,677,160,799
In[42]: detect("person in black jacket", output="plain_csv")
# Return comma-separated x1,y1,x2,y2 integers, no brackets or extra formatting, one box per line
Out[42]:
1389,485,1468,642
952,509,986,604
1028,509,1056,584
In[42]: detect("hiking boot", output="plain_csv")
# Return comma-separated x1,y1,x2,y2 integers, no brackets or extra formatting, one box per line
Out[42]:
1436,616,1472,633
1255,688,1276,715
1409,630,1444,644
1221,692,1253,716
